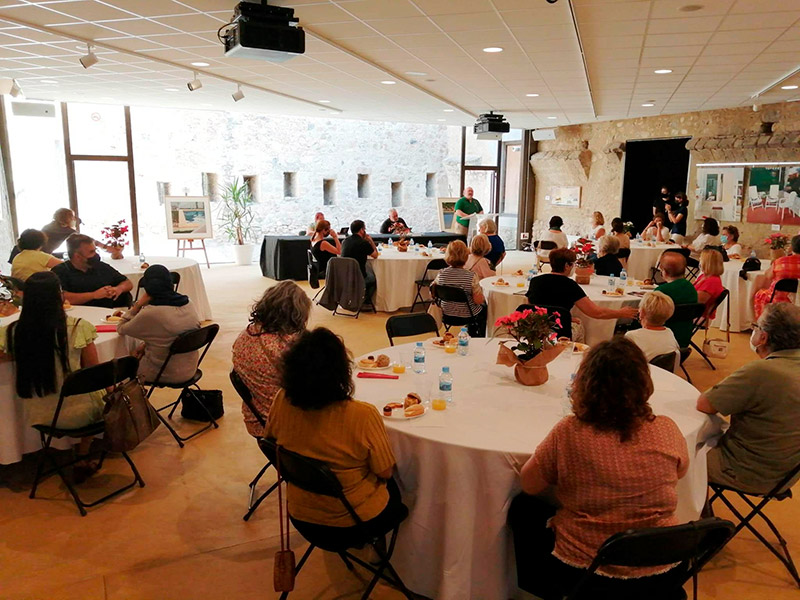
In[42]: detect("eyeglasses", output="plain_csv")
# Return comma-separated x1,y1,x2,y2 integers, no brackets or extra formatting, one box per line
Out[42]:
751,322,761,331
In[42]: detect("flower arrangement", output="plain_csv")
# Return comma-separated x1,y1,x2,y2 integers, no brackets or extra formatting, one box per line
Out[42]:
494,307,560,361
764,232,790,250
101,219,130,249
623,221,636,236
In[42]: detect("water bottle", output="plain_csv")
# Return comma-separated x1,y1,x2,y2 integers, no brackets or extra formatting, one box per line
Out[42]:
388,236,393,245
526,269,534,282
608,274,616,291
457,327,469,356
439,366,453,404
410,237,415,246
531,262,538,277
620,268,628,287
139,252,146,265
428,240,433,250
750,250,757,259
636,232,642,242
413,342,426,374
562,373,576,416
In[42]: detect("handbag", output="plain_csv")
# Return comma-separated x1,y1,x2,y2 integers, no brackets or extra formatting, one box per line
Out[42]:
702,321,730,359
273,454,295,593
179,388,224,421
740,256,761,280
102,364,161,453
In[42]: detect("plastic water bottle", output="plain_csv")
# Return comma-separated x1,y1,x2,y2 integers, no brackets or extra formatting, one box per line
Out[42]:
139,252,146,265
428,240,433,250
635,232,642,242
410,237,415,246
439,366,453,404
531,262,539,277
457,327,469,356
526,269,534,282
608,274,616,291
388,236,393,245
620,269,628,287
413,342,426,374
750,250,757,259
562,373,576,416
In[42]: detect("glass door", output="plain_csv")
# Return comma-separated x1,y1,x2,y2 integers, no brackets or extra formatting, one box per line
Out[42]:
498,142,522,250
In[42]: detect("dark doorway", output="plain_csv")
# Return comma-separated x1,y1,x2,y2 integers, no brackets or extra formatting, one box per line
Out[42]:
621,137,690,233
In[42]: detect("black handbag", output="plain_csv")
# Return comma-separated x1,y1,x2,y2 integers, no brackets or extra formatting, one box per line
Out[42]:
740,256,761,280
179,388,224,421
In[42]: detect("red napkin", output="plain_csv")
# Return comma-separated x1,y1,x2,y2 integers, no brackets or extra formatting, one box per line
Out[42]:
95,324,118,333
357,372,399,380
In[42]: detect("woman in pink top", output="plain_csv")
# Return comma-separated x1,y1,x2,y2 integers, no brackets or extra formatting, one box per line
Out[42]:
464,233,496,281
509,337,689,599
694,248,725,318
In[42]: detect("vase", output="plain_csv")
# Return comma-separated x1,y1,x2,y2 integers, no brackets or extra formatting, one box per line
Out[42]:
574,265,594,285
496,342,566,387
109,246,124,260
770,248,785,261
234,243,255,266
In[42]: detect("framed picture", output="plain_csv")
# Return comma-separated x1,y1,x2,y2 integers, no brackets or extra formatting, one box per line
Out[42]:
745,165,800,226
165,196,213,239
436,197,459,232
548,186,581,207
693,167,744,221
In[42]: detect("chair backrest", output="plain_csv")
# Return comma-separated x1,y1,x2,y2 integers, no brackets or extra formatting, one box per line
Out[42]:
668,302,706,330
617,248,631,260
775,278,799,294
516,303,572,338
433,283,470,304
307,249,320,289
150,323,219,385
650,351,678,372
534,240,558,251
386,313,439,345
423,258,447,275
61,356,139,397
229,369,265,428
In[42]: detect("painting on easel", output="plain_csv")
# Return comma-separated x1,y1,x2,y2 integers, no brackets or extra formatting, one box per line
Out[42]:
165,196,213,239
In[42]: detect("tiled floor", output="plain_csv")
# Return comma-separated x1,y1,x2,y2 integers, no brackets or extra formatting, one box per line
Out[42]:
1,254,799,599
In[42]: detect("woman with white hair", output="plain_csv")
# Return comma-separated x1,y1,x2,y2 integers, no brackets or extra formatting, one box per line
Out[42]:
479,218,506,268
625,291,680,369
592,235,623,276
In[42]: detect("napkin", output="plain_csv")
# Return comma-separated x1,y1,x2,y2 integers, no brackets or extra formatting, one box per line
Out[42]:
95,324,118,333
357,372,399,380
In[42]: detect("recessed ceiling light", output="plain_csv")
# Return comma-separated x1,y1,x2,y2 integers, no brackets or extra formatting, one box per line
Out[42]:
654,69,673,74
679,4,704,11
547,116,557,120
318,100,331,103
164,87,180,92
443,109,454,112
526,93,540,97
437,118,446,122
40,79,58,84
483,47,503,53
380,80,396,85
191,61,209,67
405,71,427,76
642,102,655,107
781,85,799,90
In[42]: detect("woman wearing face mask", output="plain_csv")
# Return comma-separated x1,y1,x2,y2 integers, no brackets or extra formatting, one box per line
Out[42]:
653,187,671,218
721,226,742,258
666,193,688,244
753,235,800,319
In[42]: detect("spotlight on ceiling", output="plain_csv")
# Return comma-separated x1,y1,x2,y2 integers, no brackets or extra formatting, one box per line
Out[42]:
187,72,203,91
79,44,98,69
0,78,22,97
232,84,245,102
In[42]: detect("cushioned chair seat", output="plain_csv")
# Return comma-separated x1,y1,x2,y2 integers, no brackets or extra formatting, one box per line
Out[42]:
32,420,105,439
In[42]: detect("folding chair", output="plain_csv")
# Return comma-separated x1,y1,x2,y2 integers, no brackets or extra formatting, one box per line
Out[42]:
230,370,279,521
134,271,180,302
650,351,679,373
651,248,694,285
29,356,146,516
386,312,439,346
707,461,800,587
306,249,324,303
259,439,415,600
409,258,446,313
566,518,734,600
431,283,482,336
668,302,707,383
533,240,558,271
769,278,799,303
688,289,730,371
516,303,572,339
144,323,220,447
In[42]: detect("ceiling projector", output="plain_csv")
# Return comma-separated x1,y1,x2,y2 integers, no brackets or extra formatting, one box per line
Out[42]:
474,112,510,140
222,0,305,62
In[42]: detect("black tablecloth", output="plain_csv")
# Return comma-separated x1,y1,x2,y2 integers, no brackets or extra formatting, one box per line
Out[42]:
259,232,467,280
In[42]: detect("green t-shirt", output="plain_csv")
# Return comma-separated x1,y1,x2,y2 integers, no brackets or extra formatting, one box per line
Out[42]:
656,278,698,348
454,197,483,227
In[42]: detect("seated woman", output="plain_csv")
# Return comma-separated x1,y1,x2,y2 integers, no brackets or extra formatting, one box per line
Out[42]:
590,211,606,240
464,233,496,281
537,216,569,262
310,219,341,276
0,271,103,480
625,291,679,369
478,218,506,268
526,249,638,339
117,265,201,384
509,337,689,600
433,240,487,337
266,327,405,538
232,281,311,437
642,213,671,243
753,234,800,319
10,229,62,281
610,217,631,250
721,225,743,258
592,235,624,276
694,248,725,317
686,217,720,259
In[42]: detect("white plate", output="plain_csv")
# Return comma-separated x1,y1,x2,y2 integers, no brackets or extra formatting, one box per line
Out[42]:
101,317,123,324
382,406,427,420
356,360,392,371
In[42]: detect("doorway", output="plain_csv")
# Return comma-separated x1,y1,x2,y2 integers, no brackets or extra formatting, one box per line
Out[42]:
621,137,690,233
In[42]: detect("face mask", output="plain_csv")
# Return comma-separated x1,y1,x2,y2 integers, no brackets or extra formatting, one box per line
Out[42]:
749,330,764,354
662,194,669,199
88,254,102,265
720,235,728,244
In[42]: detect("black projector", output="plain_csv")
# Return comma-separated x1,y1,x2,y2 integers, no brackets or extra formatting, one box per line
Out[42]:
474,112,510,140
223,1,305,62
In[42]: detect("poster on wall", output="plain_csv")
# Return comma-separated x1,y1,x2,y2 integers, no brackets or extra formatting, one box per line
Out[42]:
745,166,800,226
693,167,744,222
436,197,458,232
165,196,213,239
548,186,581,207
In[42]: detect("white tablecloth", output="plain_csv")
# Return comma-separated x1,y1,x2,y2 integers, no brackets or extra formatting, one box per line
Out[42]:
102,255,213,321
626,242,673,281
354,341,716,600
370,245,444,312
481,275,642,346
710,259,770,332
0,306,129,464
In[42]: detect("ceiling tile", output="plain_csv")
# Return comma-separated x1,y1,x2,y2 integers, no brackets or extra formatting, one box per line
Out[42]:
647,16,724,34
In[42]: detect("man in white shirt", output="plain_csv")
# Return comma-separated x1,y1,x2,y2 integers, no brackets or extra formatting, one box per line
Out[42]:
626,291,680,371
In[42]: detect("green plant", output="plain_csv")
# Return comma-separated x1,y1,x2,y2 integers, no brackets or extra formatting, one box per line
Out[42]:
494,307,560,360
219,177,256,245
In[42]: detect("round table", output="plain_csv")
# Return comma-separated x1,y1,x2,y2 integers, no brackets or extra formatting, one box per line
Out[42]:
353,340,717,600
0,306,130,464
481,275,643,346
370,245,445,312
626,242,673,281
710,259,770,332
101,255,213,321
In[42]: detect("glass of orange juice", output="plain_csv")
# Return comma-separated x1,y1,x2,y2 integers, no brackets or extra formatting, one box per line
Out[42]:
432,398,447,411
444,340,457,354
392,350,409,373
392,362,406,374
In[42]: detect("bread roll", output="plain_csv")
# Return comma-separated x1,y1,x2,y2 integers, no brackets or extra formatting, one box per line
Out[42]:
404,404,424,417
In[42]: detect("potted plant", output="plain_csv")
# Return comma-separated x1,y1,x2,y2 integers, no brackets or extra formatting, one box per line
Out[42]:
571,238,595,284
219,177,257,266
101,219,129,260
764,232,790,261
494,307,566,386
623,221,636,238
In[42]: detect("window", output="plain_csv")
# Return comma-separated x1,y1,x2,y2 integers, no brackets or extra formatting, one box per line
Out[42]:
284,172,296,198
323,178,335,205
244,174,259,202
358,173,369,199
426,172,436,197
391,181,403,207
201,173,217,202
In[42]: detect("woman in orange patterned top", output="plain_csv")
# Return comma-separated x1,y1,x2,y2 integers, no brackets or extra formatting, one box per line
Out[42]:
232,281,311,437
753,235,800,320
509,337,689,599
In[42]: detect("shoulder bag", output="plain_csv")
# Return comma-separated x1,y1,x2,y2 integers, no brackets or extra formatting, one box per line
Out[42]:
102,360,161,452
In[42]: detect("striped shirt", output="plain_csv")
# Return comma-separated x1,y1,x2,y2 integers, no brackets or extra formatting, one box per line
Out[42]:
434,266,483,318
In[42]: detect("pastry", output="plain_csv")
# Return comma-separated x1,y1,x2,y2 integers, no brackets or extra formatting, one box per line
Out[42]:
494,278,508,286
358,355,377,368
383,402,403,416
403,392,422,408
376,354,390,368
432,332,455,347
404,404,425,418
513,269,524,277
62,301,72,310
140,262,150,269
105,315,124,323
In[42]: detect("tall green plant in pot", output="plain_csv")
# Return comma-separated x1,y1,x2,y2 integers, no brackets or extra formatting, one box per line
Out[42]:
219,177,257,265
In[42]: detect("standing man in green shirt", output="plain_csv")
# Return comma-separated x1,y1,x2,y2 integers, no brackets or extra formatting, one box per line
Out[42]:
454,187,484,235
655,251,698,348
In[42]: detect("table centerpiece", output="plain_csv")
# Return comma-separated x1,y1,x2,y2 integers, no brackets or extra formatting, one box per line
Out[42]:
764,232,790,261
101,219,129,260
494,307,565,386
571,238,595,284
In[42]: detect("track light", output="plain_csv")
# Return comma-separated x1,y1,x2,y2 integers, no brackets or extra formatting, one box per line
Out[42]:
80,44,98,69
232,84,244,102
0,78,22,97
187,72,202,91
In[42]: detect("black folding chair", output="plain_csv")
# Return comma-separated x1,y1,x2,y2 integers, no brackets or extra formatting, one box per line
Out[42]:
667,302,707,383
29,356,146,516
144,324,220,447
431,283,482,336
769,278,799,302
409,258,446,312
258,439,414,600
688,289,730,371
516,303,572,339
650,351,678,372
707,461,800,587
651,248,693,285
566,518,734,600
386,312,439,346
134,271,180,302
229,370,279,521
533,240,558,271
306,249,324,302
617,248,631,261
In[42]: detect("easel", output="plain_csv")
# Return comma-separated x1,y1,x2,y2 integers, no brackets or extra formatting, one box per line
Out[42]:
177,238,210,269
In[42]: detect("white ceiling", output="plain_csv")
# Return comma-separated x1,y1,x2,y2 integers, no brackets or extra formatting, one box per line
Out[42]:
0,0,797,128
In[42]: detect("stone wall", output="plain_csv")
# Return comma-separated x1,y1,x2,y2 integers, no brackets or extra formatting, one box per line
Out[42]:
531,101,800,255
